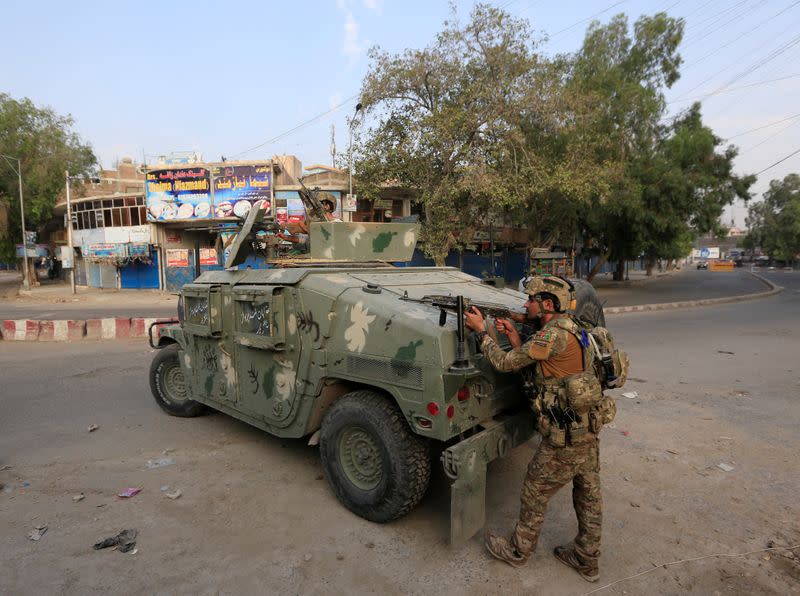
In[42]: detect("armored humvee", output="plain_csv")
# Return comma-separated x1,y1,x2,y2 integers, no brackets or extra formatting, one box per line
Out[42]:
148,198,605,544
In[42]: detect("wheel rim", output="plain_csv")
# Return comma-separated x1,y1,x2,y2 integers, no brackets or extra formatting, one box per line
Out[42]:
338,426,383,491
161,359,188,404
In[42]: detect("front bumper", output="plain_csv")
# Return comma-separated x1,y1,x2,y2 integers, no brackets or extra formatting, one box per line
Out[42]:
441,410,536,545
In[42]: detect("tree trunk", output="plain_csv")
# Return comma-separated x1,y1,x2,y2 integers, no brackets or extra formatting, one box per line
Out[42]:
645,257,655,277
614,259,625,281
586,252,608,282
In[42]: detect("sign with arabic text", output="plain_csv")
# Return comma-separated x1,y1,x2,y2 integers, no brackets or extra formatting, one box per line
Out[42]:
146,167,211,221
210,163,272,219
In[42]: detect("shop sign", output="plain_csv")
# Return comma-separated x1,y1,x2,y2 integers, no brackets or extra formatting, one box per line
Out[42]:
210,163,272,219
88,243,123,258
146,167,211,221
129,226,151,243
166,248,189,268
127,243,150,257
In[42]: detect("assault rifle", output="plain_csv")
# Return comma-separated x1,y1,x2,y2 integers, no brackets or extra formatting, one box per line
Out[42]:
399,292,521,325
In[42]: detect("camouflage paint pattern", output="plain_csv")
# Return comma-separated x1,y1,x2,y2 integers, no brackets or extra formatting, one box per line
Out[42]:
155,218,607,545
308,221,418,261
511,438,602,565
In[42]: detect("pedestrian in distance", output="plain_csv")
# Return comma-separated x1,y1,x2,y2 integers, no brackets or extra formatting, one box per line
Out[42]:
463,274,605,583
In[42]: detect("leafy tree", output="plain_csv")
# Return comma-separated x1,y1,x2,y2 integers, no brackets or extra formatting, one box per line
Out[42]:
0,93,96,262
354,4,546,264
568,12,685,280
636,104,754,274
745,174,800,264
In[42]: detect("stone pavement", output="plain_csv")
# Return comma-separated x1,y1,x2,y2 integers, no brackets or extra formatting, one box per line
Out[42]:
0,268,782,341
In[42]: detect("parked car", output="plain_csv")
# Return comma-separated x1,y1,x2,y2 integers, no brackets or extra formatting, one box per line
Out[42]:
697,261,708,269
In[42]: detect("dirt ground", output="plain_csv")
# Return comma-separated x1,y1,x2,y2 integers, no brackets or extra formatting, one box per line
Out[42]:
1,276,799,595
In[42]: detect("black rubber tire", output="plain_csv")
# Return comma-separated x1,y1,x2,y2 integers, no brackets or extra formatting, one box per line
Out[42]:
319,390,431,523
149,344,206,417
572,279,606,327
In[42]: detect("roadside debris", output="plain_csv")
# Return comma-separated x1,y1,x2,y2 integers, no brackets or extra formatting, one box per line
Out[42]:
717,350,735,355
717,463,735,472
164,489,182,500
72,493,85,502
0,465,12,472
622,391,638,399
145,457,175,469
93,529,137,553
621,430,630,436
87,424,99,433
117,487,142,498
162,448,174,455
27,525,48,541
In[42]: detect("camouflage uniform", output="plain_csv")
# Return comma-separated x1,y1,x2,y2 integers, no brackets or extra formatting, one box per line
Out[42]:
480,315,603,567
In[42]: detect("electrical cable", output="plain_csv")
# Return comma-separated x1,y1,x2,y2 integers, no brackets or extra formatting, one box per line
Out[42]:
681,0,768,50
725,111,800,139
229,94,360,159
740,118,800,153
544,0,628,44
674,29,800,99
682,1,800,68
755,147,800,175
667,74,800,104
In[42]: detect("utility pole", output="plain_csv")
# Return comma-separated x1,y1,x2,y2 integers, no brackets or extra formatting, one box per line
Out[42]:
1,154,30,290
17,162,30,290
348,103,363,202
65,171,76,294
330,124,336,167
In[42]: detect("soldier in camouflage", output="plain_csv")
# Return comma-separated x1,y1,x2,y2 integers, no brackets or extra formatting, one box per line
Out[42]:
464,275,604,583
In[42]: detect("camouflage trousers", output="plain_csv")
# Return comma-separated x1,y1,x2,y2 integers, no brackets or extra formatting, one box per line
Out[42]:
511,437,602,564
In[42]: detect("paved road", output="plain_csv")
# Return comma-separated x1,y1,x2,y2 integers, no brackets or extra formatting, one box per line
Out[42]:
0,268,777,320
2,276,798,594
594,268,771,307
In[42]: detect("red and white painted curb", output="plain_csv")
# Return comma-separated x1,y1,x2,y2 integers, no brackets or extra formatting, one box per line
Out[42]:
0,317,174,342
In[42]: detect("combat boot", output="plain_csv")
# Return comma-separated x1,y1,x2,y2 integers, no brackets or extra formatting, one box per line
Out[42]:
485,532,527,568
553,545,599,582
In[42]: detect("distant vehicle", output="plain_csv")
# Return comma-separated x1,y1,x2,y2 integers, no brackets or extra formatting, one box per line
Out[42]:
697,261,708,270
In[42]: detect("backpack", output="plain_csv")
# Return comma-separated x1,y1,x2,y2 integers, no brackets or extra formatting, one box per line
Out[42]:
586,326,630,390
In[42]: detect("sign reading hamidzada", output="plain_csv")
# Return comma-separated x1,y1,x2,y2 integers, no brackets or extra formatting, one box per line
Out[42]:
146,167,211,221
210,163,271,219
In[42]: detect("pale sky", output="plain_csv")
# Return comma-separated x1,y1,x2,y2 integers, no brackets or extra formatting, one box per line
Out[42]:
3,0,799,228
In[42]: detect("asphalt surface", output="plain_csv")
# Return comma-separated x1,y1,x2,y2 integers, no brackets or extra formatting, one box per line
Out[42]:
592,268,770,307
0,268,780,321
1,271,798,594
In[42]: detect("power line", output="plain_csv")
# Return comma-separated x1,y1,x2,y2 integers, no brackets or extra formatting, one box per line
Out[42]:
675,29,800,99
726,111,800,139
546,0,628,43
681,0,768,50
756,147,800,175
229,94,359,159
667,73,800,104
740,119,800,153
682,1,800,68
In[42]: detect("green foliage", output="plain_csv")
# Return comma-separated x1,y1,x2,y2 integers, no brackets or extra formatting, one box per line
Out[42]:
0,93,96,261
352,6,753,275
745,174,800,263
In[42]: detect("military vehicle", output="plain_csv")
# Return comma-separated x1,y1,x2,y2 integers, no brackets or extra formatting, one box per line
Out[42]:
148,191,605,544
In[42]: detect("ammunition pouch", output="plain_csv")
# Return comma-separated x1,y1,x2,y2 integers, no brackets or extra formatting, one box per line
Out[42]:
534,371,602,447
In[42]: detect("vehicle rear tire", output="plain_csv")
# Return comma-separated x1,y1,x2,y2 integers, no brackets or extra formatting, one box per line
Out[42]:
149,343,206,417
319,390,431,523
572,279,606,327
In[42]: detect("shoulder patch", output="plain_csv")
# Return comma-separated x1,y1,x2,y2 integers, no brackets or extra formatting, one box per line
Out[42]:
531,329,554,347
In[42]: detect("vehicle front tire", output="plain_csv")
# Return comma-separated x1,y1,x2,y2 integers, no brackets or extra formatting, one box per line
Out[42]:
149,343,206,417
319,390,431,523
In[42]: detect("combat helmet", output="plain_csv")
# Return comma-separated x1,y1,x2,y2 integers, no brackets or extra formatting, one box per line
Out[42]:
524,274,575,313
